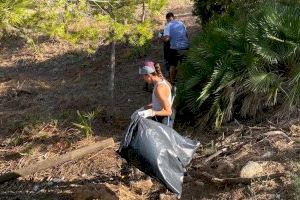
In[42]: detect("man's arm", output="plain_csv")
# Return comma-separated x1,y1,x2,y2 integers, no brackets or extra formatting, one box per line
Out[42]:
162,23,171,42
161,35,170,42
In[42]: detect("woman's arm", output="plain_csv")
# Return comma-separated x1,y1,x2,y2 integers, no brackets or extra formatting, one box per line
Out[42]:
144,103,152,109
153,84,172,116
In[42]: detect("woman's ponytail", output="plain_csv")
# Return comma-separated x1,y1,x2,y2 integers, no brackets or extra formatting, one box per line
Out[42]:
154,63,164,78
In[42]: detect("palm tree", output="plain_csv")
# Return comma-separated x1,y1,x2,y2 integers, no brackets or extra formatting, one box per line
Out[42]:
178,1,300,128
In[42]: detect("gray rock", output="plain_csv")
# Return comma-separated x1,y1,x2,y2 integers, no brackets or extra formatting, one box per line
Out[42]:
240,161,263,178
47,181,54,186
33,185,40,192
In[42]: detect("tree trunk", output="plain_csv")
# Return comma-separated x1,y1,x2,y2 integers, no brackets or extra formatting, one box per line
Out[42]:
141,1,146,22
110,40,116,103
0,138,114,184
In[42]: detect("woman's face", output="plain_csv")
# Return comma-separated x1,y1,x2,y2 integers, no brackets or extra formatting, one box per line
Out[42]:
142,74,152,83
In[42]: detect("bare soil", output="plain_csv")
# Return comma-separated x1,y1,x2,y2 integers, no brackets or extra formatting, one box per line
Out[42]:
1,1,300,200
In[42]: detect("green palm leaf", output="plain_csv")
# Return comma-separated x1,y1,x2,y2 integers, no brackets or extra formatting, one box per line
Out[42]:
177,0,300,128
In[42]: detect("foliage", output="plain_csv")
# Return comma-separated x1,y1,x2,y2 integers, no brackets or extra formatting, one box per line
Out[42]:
73,110,99,138
178,1,300,128
128,39,152,59
292,173,300,199
147,0,167,15
192,0,300,25
32,0,105,44
0,0,34,37
192,0,266,25
0,0,167,51
92,0,163,46
192,0,229,24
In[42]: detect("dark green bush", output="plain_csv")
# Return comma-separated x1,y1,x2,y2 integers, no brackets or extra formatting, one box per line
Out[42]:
178,1,300,128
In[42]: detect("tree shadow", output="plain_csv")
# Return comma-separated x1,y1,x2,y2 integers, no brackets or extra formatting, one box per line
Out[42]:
0,174,121,200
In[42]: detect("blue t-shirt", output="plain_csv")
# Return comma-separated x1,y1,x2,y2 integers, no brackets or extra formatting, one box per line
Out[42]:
163,20,189,50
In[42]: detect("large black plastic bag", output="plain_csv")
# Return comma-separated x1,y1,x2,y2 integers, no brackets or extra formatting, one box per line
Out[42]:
118,114,200,197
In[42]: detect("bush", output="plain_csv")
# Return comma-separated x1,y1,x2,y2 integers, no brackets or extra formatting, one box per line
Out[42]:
0,0,34,37
192,0,228,24
178,1,300,128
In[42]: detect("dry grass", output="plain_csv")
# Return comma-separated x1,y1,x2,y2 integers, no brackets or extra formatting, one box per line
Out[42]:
3,1,299,199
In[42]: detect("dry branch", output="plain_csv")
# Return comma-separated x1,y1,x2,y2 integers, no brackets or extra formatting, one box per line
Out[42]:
204,148,228,163
0,138,114,184
223,141,251,157
291,137,300,143
190,171,285,185
263,131,294,143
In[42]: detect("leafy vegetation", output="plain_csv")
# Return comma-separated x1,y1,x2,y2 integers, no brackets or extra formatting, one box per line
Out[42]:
292,173,300,199
178,1,300,128
0,0,34,37
192,0,299,24
0,0,167,51
192,0,228,24
73,109,101,138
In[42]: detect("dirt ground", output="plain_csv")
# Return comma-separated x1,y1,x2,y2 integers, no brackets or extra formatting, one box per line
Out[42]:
1,1,300,199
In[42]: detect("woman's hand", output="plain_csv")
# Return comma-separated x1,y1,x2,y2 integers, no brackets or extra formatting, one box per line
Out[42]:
138,109,155,118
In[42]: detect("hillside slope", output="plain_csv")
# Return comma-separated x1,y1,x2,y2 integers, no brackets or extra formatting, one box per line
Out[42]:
1,1,300,199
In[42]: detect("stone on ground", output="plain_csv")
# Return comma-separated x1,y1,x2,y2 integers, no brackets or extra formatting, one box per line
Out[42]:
240,161,263,178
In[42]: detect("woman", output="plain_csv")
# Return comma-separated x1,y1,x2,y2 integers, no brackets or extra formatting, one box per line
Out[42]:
137,61,173,124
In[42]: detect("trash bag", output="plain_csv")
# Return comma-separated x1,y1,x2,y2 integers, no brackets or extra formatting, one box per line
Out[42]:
118,114,200,197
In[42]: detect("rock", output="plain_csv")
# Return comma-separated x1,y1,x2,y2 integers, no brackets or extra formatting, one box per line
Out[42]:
47,181,54,186
52,68,60,72
262,151,274,158
159,193,176,200
52,178,63,183
73,184,118,200
240,161,263,178
290,125,300,136
216,160,235,174
194,180,204,186
33,185,40,192
184,174,193,182
130,179,153,195
70,184,80,187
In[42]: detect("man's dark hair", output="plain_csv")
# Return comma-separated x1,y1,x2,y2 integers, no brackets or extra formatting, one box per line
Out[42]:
166,12,175,19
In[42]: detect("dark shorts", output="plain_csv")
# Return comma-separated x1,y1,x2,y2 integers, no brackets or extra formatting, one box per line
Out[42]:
168,49,189,67
152,116,165,123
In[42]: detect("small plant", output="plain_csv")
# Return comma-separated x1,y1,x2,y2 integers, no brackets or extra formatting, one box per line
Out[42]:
291,162,300,199
128,39,152,59
4,134,24,146
72,110,98,138
202,140,217,156
292,173,300,199
19,145,36,156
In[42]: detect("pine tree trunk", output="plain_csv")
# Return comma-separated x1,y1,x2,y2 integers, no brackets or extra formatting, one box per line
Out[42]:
110,40,116,103
63,3,68,34
141,1,146,22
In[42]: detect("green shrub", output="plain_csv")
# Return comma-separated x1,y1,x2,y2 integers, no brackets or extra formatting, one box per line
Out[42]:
178,1,300,128
293,173,300,199
73,110,100,138
0,0,34,37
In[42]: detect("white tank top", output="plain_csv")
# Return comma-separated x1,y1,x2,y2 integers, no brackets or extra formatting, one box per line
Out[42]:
152,79,172,111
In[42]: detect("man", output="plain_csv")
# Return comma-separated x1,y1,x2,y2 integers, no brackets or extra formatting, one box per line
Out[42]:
158,30,171,79
161,12,189,85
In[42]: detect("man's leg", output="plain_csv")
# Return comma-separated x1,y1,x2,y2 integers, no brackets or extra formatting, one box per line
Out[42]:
171,49,188,85
169,65,177,85
169,49,179,85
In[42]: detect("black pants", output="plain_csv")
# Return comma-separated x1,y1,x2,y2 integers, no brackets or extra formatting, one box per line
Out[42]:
152,116,165,123
168,49,189,67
